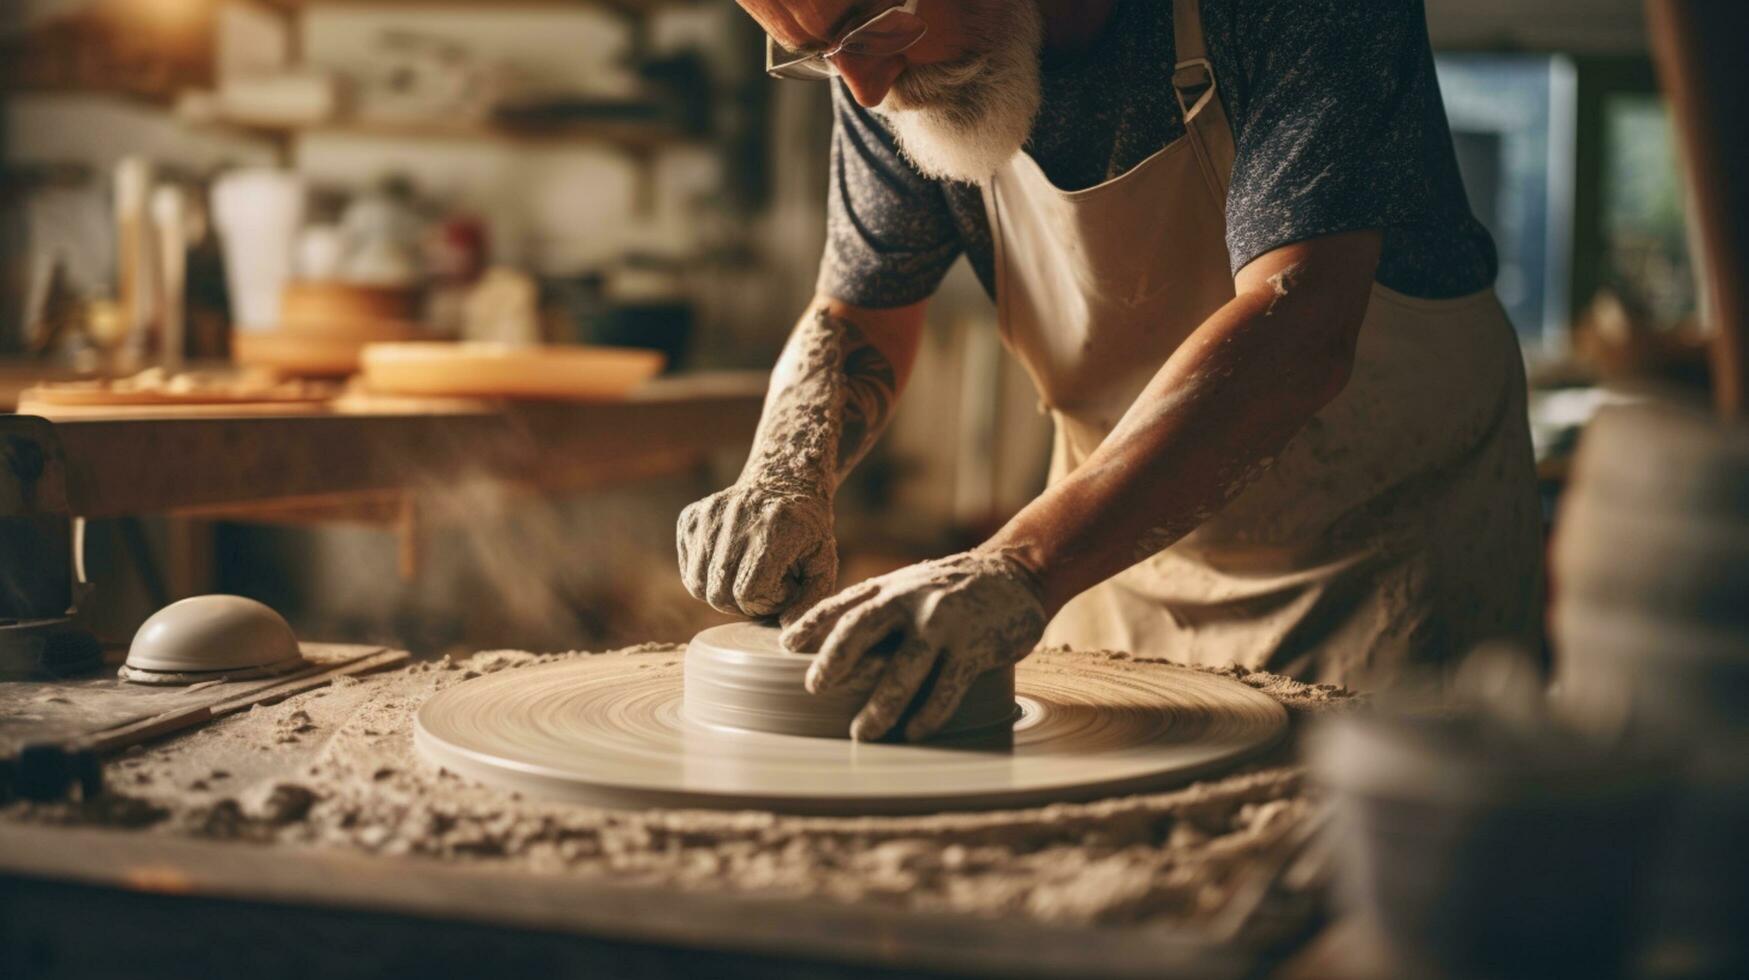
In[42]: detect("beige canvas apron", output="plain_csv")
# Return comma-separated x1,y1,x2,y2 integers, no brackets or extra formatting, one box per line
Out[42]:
980,0,1542,687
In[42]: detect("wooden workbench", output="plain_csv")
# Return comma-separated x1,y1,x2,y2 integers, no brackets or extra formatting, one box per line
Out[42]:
0,825,1256,979
0,645,1308,980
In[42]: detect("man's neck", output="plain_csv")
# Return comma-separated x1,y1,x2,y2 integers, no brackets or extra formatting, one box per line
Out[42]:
1037,0,1117,62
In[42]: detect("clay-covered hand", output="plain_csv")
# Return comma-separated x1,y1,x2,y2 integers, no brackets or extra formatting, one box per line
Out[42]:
780,548,1048,742
678,482,838,625
679,306,904,625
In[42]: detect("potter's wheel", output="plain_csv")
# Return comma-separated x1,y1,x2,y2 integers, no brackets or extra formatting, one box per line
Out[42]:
415,624,1288,815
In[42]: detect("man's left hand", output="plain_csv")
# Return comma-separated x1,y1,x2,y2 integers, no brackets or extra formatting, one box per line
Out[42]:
780,548,1048,742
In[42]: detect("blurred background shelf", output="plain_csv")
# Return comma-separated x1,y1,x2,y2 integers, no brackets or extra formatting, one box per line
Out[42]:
252,0,700,14
200,114,695,153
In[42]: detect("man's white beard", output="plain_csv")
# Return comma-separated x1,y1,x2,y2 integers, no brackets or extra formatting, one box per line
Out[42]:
875,1,1044,185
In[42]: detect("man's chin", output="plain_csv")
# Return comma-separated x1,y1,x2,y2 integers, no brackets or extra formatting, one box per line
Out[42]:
882,109,1030,185
872,0,1044,185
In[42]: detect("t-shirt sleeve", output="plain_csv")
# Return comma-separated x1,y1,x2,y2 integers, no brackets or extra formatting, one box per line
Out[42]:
816,81,964,308
1221,0,1440,274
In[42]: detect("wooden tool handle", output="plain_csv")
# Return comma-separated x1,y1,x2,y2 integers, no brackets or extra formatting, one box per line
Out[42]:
1647,0,1749,418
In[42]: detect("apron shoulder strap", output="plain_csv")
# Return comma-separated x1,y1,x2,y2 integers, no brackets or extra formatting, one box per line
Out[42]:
1170,0,1236,194
1171,0,1217,122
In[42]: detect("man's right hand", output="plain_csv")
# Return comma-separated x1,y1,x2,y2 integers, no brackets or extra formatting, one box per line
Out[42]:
677,482,838,625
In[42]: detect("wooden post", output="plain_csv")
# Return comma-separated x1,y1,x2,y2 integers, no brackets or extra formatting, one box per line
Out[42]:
1646,0,1749,418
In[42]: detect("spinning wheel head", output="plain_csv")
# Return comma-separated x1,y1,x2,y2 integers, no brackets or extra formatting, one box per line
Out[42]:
414,645,1289,815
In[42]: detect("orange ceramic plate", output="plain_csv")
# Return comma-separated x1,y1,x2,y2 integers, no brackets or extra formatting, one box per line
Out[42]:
360,342,665,401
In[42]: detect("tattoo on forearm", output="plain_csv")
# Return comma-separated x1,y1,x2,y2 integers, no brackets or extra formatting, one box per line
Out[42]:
823,310,898,475
744,308,899,497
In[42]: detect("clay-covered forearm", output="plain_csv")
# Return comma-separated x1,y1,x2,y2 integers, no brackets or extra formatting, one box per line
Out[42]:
985,237,1380,614
680,299,920,622
741,305,905,497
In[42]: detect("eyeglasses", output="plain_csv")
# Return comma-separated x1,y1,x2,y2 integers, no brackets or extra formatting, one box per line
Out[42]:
765,0,928,81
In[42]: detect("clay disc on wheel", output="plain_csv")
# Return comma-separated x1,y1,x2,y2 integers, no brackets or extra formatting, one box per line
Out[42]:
681,622,1021,739
415,645,1289,815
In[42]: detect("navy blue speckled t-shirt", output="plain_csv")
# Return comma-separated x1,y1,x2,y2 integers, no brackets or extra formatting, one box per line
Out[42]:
818,0,1497,308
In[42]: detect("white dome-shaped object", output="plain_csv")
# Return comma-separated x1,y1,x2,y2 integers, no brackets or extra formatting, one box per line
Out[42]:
119,595,306,685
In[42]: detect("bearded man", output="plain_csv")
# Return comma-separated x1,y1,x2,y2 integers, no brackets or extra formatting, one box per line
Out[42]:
678,0,1542,741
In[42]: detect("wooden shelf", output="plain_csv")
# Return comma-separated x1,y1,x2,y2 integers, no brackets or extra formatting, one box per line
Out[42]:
203,113,692,153
251,0,700,17
3,81,181,109
219,0,712,154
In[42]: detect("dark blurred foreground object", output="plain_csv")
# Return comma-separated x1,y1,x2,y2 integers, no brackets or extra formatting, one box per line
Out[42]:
0,419,100,681
1586,17,1749,968
1551,402,1749,978
1553,405,1749,740
1312,687,1674,980
1645,0,1749,418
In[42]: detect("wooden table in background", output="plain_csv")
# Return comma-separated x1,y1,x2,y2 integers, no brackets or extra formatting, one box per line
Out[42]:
1,369,766,609
2,371,767,521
